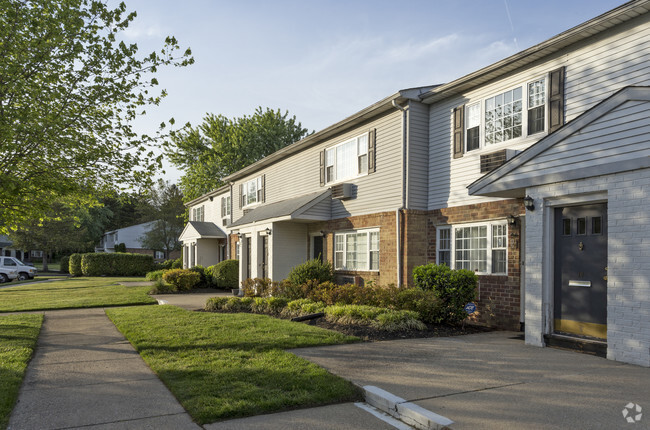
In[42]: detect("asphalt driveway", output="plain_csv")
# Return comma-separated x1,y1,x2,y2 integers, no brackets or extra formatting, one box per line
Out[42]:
291,331,650,429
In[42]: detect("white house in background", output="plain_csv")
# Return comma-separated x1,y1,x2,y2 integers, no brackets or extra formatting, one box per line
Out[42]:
0,235,34,262
182,0,650,367
96,221,180,261
179,185,230,268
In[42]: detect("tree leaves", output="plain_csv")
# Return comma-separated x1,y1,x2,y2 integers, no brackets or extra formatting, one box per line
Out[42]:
166,107,310,201
0,0,193,233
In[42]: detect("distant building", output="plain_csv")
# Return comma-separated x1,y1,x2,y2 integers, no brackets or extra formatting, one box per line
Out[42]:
96,222,180,261
0,235,34,262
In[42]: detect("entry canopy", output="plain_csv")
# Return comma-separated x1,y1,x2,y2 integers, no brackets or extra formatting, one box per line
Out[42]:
230,190,331,228
468,87,650,198
179,221,227,242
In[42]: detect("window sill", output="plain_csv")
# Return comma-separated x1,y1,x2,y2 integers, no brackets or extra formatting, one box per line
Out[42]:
325,172,368,187
464,132,547,157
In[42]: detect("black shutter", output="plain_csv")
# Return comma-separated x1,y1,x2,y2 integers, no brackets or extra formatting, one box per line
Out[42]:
548,66,565,133
261,175,266,203
238,184,243,209
221,198,225,217
453,105,464,159
368,128,376,173
319,149,325,186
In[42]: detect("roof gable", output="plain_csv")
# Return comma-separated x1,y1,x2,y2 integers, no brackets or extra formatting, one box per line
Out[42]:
469,86,650,197
179,221,226,241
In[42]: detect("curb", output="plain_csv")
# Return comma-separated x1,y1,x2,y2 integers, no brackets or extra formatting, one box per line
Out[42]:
363,385,453,430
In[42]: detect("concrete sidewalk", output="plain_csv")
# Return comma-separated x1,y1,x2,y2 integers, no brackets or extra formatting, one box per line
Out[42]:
8,308,200,430
292,331,650,429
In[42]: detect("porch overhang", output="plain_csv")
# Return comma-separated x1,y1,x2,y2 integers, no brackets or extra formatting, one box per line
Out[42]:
179,221,227,242
229,190,331,230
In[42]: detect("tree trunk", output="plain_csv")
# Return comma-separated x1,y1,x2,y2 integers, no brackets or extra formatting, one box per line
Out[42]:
42,252,49,272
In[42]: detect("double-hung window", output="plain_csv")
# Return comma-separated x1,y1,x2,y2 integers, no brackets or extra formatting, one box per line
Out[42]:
464,77,546,152
221,196,231,217
192,206,204,222
241,176,264,207
436,222,507,274
325,133,369,183
334,229,379,271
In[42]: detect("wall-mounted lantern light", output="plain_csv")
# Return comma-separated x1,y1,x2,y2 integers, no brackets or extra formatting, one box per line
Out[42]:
507,215,517,226
265,228,272,236
524,195,535,211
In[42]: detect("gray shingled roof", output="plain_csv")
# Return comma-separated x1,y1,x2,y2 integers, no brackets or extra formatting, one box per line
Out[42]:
187,221,227,238
230,190,330,228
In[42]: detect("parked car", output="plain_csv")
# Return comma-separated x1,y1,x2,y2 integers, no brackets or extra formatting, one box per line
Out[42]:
0,267,18,283
0,257,37,280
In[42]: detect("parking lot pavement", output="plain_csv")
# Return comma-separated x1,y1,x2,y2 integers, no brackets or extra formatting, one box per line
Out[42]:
291,331,650,429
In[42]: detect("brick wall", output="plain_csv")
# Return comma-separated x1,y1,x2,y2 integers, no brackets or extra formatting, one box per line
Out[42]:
428,199,525,331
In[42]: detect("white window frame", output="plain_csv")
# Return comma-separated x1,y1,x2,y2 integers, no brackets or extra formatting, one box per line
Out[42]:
192,205,204,222
225,196,231,216
155,251,165,259
325,133,370,185
436,221,508,275
464,76,547,153
242,176,263,207
334,228,380,272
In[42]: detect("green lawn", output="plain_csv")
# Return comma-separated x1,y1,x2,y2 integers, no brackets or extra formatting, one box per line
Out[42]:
0,314,43,430
0,277,157,312
33,262,60,272
107,306,361,424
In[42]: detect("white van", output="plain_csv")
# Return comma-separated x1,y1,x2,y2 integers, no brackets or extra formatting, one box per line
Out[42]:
0,257,37,280
0,267,18,283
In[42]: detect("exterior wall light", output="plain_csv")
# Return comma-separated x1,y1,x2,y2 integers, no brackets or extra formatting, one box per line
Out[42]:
507,215,517,226
524,195,535,211
265,228,272,236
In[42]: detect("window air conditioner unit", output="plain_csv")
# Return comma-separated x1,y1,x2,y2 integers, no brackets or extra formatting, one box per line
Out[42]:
480,149,519,173
222,218,229,227
331,183,353,200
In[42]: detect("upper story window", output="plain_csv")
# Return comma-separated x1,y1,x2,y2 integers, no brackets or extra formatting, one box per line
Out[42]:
325,133,369,184
221,196,231,217
241,176,264,207
192,205,204,222
436,221,507,275
461,77,547,154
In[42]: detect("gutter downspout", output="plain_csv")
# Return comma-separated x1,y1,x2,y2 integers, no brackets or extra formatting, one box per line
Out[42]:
392,100,409,287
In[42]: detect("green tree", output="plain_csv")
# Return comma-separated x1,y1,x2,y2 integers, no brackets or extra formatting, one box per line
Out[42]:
166,107,309,201
9,202,112,271
138,180,185,259
0,0,193,233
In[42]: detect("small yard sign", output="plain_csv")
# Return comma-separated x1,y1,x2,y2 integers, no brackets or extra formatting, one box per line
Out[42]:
464,302,477,315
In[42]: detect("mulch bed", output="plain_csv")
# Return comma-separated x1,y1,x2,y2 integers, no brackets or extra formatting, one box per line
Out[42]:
304,318,492,342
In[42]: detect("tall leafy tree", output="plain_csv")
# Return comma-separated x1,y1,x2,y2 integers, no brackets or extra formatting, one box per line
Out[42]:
0,0,193,233
166,107,309,201
138,180,185,259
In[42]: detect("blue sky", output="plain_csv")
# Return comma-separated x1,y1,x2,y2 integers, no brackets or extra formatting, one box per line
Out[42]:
119,0,627,184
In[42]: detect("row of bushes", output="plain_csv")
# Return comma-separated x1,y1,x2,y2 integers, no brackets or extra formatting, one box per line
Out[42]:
205,297,425,331
146,259,240,293
68,253,155,277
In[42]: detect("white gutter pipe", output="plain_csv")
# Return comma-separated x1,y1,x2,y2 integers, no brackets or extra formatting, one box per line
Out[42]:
392,100,409,287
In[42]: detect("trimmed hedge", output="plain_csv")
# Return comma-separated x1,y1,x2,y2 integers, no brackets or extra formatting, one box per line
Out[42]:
80,253,154,277
59,255,70,274
69,253,83,276
286,258,334,286
207,259,238,289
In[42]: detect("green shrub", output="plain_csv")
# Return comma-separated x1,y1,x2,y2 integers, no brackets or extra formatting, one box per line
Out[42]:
171,258,183,269
162,269,201,292
390,288,442,324
159,259,176,270
287,258,334,286
59,255,70,274
372,310,426,331
205,297,229,311
412,263,477,324
188,265,207,287
69,253,83,276
145,270,167,282
149,279,174,294
114,243,127,253
209,259,239,288
223,297,253,312
80,252,154,277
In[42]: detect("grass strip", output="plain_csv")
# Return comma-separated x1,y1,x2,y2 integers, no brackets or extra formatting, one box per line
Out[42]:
0,314,43,430
0,277,157,312
107,306,361,424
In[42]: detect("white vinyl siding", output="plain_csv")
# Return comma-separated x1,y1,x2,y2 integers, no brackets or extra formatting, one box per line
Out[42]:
436,222,507,274
428,14,650,210
407,101,430,211
231,109,403,222
334,229,379,271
